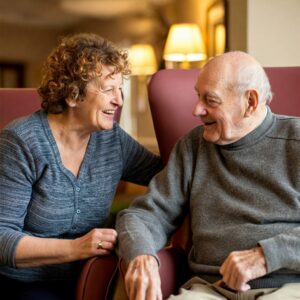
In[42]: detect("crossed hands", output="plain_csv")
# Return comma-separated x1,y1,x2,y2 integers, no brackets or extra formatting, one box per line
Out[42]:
124,247,267,300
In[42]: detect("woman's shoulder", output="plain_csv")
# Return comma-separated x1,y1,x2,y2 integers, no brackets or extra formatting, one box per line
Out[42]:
93,121,124,140
1,110,44,140
92,122,138,154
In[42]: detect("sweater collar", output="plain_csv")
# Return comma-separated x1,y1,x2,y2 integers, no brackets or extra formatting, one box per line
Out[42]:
220,107,275,150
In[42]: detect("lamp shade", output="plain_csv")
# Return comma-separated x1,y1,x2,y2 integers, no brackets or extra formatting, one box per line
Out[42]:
129,44,157,75
163,23,207,62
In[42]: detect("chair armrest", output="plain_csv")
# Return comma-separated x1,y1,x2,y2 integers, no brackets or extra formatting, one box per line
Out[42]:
157,246,189,298
119,246,189,299
76,254,119,300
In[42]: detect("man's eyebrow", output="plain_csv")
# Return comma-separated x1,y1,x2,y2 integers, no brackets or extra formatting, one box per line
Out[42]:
206,91,223,103
206,91,219,97
193,88,222,101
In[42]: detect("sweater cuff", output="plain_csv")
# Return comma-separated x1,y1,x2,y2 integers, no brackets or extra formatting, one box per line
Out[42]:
123,249,160,267
116,236,160,266
258,236,293,273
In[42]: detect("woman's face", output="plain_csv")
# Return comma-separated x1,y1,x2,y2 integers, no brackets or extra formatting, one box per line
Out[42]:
75,65,123,132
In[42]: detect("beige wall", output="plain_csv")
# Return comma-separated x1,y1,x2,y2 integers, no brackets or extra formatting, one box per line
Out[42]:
0,23,61,86
227,0,247,52
247,0,300,66
228,0,300,66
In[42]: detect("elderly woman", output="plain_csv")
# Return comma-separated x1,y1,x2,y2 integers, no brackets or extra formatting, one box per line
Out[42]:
0,33,162,299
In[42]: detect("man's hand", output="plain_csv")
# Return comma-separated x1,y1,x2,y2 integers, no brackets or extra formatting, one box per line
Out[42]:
125,255,162,300
219,246,267,291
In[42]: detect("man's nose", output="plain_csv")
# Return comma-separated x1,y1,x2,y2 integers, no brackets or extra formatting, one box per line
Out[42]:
193,101,207,116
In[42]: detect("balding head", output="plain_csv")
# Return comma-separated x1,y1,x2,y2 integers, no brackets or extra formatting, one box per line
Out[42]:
205,51,258,67
201,51,272,104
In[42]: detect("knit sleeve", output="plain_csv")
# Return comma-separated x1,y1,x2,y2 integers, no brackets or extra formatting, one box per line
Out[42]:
0,129,35,267
117,124,163,185
259,228,300,273
116,136,193,264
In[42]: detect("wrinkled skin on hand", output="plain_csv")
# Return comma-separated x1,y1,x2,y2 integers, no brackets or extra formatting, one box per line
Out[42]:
219,246,267,291
125,255,162,300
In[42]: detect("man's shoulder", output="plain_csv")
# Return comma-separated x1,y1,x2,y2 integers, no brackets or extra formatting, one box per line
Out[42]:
174,125,206,156
182,125,204,141
275,114,300,122
271,114,300,141
173,125,205,150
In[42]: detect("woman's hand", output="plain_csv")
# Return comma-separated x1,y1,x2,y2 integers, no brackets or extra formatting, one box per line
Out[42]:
73,228,118,259
15,228,118,268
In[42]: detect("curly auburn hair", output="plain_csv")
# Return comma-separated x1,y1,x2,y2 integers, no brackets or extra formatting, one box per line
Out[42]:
38,33,130,113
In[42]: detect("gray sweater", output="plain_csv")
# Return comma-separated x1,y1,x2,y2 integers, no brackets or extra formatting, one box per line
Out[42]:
117,109,300,289
0,110,162,282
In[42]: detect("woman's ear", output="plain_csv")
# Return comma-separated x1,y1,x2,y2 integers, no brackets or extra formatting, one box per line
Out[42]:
65,96,78,108
66,85,81,107
244,89,259,117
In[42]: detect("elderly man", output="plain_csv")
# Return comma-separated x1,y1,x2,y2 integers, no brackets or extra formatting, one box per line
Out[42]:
116,51,300,300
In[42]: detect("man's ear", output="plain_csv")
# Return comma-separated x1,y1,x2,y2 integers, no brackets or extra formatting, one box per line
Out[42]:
244,89,259,117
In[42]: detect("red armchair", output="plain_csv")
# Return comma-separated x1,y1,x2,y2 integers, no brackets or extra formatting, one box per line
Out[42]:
76,255,119,300
120,66,300,299
0,88,40,128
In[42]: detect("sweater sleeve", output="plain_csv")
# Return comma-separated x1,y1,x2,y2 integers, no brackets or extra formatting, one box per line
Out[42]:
116,136,192,264
117,124,163,185
0,129,35,267
259,227,300,273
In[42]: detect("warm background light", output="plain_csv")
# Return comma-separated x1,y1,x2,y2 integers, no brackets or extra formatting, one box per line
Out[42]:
214,24,226,55
163,23,207,63
128,44,157,75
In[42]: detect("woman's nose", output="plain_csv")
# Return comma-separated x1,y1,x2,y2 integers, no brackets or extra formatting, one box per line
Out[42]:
112,90,123,107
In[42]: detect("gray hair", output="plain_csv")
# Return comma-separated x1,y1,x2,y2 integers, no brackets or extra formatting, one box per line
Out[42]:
236,64,273,104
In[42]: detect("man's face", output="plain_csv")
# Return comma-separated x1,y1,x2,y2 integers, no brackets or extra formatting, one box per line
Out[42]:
193,66,248,145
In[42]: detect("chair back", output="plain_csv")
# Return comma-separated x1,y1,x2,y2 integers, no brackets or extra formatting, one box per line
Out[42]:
148,69,200,165
147,66,300,249
0,88,41,129
265,67,300,116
